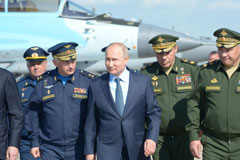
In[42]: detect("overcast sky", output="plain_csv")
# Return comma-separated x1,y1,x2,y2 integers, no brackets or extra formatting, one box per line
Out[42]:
73,0,240,40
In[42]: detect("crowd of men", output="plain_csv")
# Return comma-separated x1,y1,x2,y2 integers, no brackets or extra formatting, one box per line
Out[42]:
1,27,240,160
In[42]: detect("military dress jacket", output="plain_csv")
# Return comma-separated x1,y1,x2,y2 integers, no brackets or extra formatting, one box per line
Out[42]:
0,68,24,159
141,57,199,135
17,75,37,139
28,68,94,152
186,60,240,141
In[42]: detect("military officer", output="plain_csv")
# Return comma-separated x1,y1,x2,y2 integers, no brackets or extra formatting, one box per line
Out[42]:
186,28,240,160
141,34,199,160
28,42,95,160
17,46,49,160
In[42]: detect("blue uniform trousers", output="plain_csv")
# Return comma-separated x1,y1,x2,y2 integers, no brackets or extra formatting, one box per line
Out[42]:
40,144,85,160
20,138,40,160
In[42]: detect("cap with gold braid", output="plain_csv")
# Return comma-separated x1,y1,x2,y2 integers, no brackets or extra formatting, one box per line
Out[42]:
214,28,240,49
148,34,179,54
48,42,78,61
23,46,49,62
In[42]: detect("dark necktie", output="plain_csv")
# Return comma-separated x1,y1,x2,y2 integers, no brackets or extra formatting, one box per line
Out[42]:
115,77,124,116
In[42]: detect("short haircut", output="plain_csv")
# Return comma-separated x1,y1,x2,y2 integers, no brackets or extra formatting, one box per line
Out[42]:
209,51,218,55
105,42,129,57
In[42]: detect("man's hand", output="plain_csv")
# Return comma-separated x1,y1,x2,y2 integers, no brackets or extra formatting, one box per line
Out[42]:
6,146,19,160
144,139,156,157
86,154,95,160
190,140,202,159
31,147,41,158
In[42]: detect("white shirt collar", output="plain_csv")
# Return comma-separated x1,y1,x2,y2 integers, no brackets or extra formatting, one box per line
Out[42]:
109,67,129,83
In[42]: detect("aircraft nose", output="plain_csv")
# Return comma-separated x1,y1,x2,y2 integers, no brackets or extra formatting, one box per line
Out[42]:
137,23,202,58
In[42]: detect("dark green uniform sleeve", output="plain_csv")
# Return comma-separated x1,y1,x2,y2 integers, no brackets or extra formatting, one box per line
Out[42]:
186,72,204,141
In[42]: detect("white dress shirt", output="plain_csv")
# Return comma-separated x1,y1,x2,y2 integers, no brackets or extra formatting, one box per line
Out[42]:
109,67,130,105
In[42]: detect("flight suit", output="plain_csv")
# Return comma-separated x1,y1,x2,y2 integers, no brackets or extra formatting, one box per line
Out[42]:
17,75,40,160
141,57,199,160
186,60,240,160
28,68,94,160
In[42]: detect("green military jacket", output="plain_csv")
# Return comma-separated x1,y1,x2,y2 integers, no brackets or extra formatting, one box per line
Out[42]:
141,57,199,135
186,60,240,141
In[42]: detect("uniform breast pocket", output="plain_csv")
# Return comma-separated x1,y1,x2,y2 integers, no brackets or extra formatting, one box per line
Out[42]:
72,94,88,112
154,88,163,95
204,86,221,93
42,94,55,103
72,94,88,102
176,85,193,93
21,98,29,104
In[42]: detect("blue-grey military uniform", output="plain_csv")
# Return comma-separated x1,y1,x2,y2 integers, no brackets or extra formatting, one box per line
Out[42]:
18,46,49,160
18,76,41,160
28,68,94,160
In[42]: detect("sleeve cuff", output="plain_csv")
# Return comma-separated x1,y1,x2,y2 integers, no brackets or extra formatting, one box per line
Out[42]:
31,140,40,148
189,131,200,142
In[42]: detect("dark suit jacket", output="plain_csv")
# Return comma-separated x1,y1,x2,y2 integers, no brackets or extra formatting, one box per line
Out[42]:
0,68,24,159
84,69,161,160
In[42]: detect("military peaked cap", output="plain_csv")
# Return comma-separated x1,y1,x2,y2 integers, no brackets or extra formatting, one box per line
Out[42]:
214,28,240,48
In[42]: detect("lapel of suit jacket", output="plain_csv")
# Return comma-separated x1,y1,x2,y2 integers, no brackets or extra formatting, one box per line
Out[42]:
123,69,138,117
101,73,121,117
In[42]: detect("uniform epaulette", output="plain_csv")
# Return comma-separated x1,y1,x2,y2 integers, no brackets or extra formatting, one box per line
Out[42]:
200,63,208,69
140,62,155,71
181,58,197,66
17,75,28,83
36,71,50,82
80,70,95,79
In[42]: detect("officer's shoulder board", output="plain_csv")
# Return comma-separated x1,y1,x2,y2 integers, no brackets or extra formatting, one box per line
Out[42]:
200,60,219,70
17,75,28,83
79,70,95,79
181,58,197,66
36,71,50,82
140,62,156,71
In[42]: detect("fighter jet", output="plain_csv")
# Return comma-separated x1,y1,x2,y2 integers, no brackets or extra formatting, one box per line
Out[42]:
0,0,214,74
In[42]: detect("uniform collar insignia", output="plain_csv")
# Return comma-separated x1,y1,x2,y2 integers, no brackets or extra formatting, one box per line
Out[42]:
152,76,158,81
211,78,218,83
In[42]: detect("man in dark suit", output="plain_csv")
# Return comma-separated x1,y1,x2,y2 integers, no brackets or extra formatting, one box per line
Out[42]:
84,42,161,160
0,68,24,160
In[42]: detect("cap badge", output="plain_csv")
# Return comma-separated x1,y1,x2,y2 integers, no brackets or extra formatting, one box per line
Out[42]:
157,37,164,42
31,47,39,51
64,45,71,48
31,53,39,57
219,37,226,42
220,30,227,36
211,78,218,84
